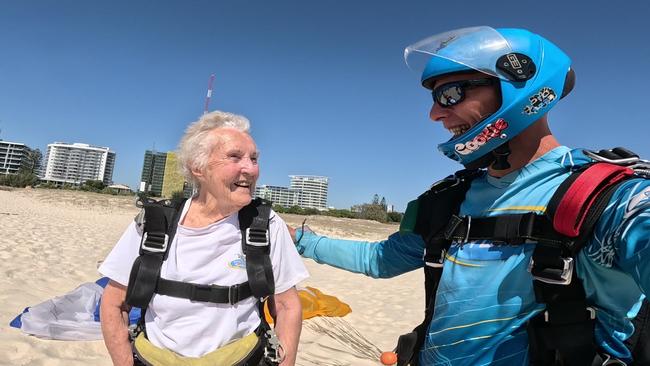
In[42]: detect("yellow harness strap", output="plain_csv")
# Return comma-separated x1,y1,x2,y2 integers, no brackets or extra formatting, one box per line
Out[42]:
133,332,260,366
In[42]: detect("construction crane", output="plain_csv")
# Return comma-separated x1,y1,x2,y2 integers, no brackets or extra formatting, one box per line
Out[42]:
203,73,215,114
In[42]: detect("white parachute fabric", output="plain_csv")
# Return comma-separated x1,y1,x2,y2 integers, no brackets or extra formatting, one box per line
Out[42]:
19,282,104,340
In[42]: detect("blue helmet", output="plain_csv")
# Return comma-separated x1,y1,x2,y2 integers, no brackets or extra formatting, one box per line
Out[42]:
404,26,575,168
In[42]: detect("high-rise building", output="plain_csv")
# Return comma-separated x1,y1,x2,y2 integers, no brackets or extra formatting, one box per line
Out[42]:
0,140,31,175
139,150,167,197
140,150,192,198
254,185,300,207
41,142,115,185
290,175,329,210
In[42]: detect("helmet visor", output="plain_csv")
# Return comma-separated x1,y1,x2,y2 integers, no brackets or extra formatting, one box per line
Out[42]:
404,26,513,81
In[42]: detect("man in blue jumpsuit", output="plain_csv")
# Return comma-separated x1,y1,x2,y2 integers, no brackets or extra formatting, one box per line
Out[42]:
290,27,650,365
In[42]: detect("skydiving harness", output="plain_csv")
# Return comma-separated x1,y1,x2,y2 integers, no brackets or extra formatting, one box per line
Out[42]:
124,197,284,366
395,148,650,366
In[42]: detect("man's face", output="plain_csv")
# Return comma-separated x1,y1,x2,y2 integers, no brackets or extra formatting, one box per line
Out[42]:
428,71,501,139
195,128,259,212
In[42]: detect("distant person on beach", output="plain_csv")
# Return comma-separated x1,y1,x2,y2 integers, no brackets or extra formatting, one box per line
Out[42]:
289,27,650,365
99,111,308,366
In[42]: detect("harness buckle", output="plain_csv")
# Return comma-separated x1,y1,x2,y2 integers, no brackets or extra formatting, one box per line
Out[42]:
543,306,596,323
246,227,269,247
529,256,574,285
424,248,445,268
263,327,285,365
586,306,596,319
127,323,142,340
190,284,214,303
141,232,169,253
463,216,471,243
443,215,464,241
228,285,239,305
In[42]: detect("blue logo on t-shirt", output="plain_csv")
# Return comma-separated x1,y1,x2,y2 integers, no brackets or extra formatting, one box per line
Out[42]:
229,254,246,269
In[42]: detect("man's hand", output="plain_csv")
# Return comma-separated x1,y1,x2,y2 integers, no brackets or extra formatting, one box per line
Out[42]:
286,225,297,242
286,221,314,244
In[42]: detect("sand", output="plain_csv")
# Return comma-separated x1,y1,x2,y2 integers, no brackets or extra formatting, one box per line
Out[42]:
0,188,423,366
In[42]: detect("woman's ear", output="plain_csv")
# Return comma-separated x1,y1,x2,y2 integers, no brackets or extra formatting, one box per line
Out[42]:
191,166,204,181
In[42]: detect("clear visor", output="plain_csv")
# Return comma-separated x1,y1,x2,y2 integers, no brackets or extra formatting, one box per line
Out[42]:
404,26,513,80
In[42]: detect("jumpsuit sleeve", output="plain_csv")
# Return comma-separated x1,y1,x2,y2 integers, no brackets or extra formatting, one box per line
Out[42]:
605,179,650,294
295,230,425,278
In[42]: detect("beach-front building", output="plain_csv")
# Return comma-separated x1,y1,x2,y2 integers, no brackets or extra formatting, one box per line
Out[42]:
139,150,192,198
107,183,133,194
41,142,116,186
0,140,33,175
290,175,329,210
254,185,300,208
139,150,167,196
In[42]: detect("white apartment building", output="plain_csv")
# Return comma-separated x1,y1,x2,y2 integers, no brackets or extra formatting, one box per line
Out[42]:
254,185,300,207
0,140,30,174
41,142,116,185
290,175,329,210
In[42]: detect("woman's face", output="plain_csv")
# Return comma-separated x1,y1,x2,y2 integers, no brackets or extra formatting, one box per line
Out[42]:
195,128,259,213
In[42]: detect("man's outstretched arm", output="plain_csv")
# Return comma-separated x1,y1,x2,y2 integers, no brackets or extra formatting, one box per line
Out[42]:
289,226,425,278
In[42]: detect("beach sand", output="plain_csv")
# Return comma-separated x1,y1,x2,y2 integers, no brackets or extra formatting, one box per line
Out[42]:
0,188,423,366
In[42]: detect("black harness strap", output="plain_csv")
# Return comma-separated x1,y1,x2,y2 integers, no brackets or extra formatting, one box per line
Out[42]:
126,197,281,365
625,300,650,364
396,149,650,366
528,162,635,366
441,212,566,246
156,278,253,305
240,199,275,299
125,198,274,308
126,198,184,309
396,169,482,366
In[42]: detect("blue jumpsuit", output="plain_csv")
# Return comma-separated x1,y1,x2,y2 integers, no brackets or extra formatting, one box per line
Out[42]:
296,147,650,365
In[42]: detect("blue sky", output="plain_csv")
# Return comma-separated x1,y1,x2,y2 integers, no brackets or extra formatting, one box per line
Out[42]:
1,1,648,211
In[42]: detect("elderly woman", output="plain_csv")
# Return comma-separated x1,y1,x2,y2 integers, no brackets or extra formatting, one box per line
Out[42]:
99,111,308,366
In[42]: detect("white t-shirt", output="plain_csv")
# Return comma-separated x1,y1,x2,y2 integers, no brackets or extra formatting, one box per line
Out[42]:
98,200,309,357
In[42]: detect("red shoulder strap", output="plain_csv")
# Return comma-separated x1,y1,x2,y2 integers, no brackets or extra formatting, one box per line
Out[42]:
551,163,633,237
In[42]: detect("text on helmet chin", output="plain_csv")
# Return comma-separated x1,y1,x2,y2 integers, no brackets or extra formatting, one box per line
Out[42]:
454,119,509,156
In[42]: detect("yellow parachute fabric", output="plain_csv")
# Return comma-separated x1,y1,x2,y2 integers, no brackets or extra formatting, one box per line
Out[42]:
264,286,351,324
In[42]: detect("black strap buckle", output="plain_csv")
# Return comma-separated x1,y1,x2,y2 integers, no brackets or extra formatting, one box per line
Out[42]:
444,215,470,242
543,306,596,322
246,227,269,247
228,285,239,305
529,256,574,285
423,248,445,268
189,284,241,305
141,231,169,253
515,212,537,243
190,284,214,303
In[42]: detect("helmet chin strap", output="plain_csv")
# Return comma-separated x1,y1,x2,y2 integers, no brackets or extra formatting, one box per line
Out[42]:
491,143,511,170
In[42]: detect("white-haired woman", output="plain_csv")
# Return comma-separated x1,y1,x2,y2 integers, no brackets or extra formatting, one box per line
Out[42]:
99,111,308,366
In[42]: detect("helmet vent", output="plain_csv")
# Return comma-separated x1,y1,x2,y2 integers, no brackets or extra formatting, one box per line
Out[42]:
496,53,536,81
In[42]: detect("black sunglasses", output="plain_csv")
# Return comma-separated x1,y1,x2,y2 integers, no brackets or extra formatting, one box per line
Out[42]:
432,78,496,107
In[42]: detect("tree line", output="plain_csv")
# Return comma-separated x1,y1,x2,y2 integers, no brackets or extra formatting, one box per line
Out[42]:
273,193,402,224
0,148,42,188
